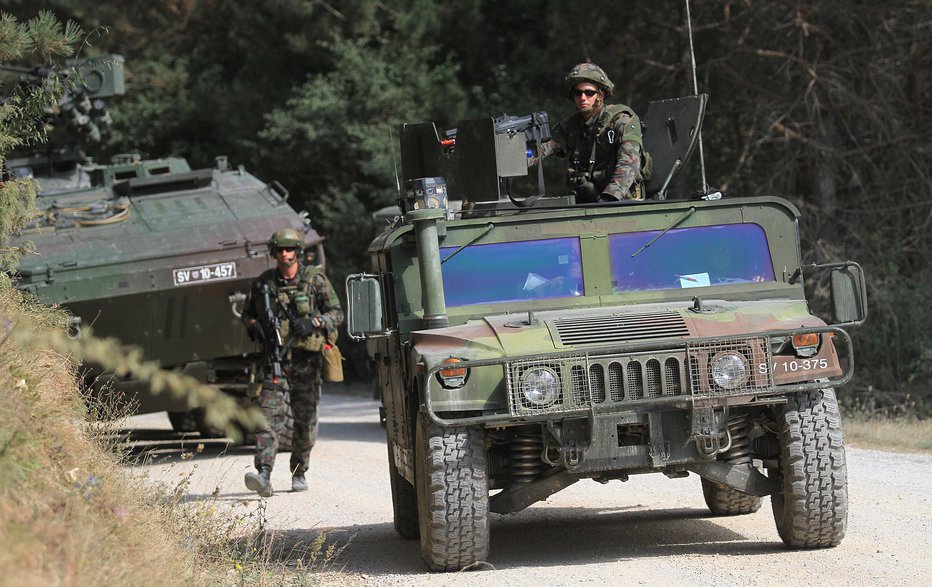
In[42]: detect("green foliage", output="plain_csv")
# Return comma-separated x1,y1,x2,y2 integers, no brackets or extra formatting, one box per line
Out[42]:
0,11,82,271
10,1,929,410
259,37,466,277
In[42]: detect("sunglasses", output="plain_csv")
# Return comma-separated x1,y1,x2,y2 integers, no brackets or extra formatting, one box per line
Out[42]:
276,246,298,253
573,89,599,98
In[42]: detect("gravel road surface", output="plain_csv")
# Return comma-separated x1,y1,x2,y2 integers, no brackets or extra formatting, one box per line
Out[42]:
129,388,932,586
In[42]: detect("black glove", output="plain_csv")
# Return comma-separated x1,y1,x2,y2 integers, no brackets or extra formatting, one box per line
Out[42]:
291,317,315,338
246,320,265,342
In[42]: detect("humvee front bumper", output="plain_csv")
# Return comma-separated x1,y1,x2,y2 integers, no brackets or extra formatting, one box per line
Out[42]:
423,325,853,427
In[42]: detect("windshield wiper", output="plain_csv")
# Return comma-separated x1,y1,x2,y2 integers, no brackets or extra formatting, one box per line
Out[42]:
631,206,696,258
441,222,495,264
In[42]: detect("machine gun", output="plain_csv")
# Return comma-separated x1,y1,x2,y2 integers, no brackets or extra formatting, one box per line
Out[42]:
257,282,285,383
441,111,551,153
1,54,124,145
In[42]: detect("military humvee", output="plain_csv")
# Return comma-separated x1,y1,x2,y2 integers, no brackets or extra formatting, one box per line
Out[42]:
346,95,867,571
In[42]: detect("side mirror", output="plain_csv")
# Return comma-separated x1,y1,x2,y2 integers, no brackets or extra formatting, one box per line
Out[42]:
346,274,386,340
830,262,868,325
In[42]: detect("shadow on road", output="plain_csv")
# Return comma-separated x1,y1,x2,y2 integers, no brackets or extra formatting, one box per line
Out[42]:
244,506,785,576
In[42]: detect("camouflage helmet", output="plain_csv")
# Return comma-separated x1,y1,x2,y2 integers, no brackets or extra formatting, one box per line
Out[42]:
267,228,304,251
565,62,614,97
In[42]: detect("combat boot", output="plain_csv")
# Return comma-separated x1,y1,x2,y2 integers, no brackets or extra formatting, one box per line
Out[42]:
292,473,308,492
244,466,273,497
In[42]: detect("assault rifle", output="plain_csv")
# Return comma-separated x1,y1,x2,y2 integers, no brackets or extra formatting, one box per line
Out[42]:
257,282,284,382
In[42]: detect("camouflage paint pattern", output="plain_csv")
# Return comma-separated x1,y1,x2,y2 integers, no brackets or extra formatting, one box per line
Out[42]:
365,196,852,456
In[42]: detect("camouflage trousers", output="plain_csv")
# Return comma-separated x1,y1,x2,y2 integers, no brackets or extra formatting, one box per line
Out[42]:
253,350,322,475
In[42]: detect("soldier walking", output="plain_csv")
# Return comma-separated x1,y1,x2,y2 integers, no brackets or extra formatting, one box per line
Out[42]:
535,62,652,202
241,227,343,497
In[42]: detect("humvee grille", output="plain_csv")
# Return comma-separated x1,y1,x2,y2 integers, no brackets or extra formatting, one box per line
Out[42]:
508,351,688,415
506,337,776,416
552,311,689,347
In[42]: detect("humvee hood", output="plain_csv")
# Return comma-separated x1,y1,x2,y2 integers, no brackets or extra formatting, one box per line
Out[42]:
412,299,826,362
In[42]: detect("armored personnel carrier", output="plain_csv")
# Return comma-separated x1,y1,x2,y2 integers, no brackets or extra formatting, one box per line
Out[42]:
346,96,867,570
11,150,324,432
7,56,322,435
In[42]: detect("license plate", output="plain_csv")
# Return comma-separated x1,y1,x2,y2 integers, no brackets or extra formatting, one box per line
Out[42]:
172,261,237,286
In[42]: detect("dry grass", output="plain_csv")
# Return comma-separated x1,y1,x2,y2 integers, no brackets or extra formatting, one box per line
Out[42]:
843,415,932,455
0,278,339,586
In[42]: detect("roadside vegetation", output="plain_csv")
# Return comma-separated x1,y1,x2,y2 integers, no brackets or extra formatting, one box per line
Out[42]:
1,13,341,585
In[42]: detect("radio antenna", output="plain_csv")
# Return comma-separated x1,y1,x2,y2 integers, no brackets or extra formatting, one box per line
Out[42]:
389,125,401,196
685,0,708,193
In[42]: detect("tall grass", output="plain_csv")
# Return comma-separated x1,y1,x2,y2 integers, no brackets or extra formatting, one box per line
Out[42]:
0,278,343,585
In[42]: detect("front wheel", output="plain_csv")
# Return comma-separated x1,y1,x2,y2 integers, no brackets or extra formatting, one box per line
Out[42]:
415,411,489,572
770,388,848,548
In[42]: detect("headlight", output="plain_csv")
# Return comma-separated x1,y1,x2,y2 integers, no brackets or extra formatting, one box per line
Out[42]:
710,351,749,390
521,367,560,407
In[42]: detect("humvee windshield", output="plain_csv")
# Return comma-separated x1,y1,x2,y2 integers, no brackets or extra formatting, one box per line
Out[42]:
609,223,774,292
440,237,584,306
438,222,774,307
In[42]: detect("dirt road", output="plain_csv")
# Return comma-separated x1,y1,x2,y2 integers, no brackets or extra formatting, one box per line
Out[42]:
130,389,932,586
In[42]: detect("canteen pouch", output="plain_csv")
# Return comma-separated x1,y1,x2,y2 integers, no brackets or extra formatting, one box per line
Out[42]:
322,344,344,382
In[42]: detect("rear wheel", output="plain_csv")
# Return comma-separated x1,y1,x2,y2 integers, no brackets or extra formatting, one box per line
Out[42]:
387,437,419,539
770,388,848,548
702,478,762,516
167,410,198,433
415,411,489,572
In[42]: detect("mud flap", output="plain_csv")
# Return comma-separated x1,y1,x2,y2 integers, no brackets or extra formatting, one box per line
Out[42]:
642,94,707,198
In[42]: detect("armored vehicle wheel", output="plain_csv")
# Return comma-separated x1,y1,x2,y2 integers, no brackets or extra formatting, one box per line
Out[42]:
387,437,419,539
770,388,848,548
192,407,226,438
415,412,489,572
167,410,198,433
701,478,762,516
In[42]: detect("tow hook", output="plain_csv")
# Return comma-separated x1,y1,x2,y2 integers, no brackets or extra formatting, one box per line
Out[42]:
691,406,728,458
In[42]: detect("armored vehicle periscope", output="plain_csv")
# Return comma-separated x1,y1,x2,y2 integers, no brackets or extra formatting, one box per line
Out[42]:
346,96,867,571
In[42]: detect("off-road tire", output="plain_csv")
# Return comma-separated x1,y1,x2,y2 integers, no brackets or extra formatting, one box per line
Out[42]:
167,410,198,433
701,478,762,516
771,388,847,548
387,437,419,539
415,412,489,572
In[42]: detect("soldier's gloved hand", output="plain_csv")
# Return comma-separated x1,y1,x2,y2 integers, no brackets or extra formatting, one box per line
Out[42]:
246,320,265,342
291,317,315,338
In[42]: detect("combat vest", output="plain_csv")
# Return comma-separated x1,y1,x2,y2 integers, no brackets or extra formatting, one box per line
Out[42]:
259,266,335,352
564,104,652,200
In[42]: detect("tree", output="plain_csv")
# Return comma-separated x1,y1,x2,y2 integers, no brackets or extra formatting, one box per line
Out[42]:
0,10,82,271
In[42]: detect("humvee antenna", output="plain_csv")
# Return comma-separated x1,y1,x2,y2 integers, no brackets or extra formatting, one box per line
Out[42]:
389,125,401,197
685,0,708,193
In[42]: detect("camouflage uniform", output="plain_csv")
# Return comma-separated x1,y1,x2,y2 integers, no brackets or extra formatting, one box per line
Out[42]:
241,264,343,476
536,63,652,202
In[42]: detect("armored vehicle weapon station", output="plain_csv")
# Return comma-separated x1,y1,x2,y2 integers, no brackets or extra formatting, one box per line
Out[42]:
346,95,867,570
7,57,323,435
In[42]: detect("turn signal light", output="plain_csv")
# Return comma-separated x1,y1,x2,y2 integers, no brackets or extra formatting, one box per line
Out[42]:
791,333,822,357
439,357,467,378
